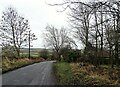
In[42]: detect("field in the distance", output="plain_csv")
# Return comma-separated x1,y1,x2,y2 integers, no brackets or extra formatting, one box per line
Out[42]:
20,48,53,58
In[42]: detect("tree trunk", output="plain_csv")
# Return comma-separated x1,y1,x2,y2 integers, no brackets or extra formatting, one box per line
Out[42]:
11,24,20,58
109,46,114,68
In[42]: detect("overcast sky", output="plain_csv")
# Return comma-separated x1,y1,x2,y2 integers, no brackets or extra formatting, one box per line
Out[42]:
0,0,83,49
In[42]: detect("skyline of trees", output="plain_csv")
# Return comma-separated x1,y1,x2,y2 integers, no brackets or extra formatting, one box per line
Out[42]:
49,0,120,67
44,24,77,60
0,1,120,67
0,7,37,58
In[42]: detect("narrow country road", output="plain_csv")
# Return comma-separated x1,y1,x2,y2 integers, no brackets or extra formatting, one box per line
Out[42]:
2,61,57,85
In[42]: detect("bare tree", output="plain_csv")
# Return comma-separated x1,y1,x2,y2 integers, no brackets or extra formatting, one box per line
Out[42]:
48,0,120,66
68,3,92,52
44,25,76,60
0,7,37,58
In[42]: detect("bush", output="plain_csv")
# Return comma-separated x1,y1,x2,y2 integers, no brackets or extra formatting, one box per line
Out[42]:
2,46,17,59
48,53,56,60
68,50,79,62
39,49,49,60
62,50,80,62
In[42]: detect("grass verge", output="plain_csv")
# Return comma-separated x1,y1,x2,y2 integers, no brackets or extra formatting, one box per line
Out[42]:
2,58,45,74
54,62,120,85
53,62,73,85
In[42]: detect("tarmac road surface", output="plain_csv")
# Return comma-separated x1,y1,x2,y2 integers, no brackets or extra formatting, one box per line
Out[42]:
2,61,57,85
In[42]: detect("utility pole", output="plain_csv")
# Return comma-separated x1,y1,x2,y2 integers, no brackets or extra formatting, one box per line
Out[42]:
29,30,30,59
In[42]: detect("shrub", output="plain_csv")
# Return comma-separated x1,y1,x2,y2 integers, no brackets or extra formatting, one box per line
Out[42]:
61,46,80,62
2,46,17,59
39,49,49,60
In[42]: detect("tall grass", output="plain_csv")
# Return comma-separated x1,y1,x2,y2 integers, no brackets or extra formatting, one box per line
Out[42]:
2,57,44,73
54,62,120,85
70,63,120,85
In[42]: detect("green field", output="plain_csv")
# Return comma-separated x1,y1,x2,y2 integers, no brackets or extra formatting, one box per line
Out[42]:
20,52,39,58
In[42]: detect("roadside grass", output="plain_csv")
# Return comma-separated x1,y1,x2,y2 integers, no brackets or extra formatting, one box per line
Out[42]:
70,63,120,85
54,62,73,85
54,62,120,85
2,57,45,74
